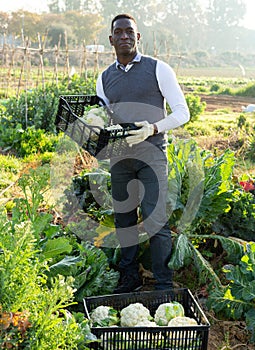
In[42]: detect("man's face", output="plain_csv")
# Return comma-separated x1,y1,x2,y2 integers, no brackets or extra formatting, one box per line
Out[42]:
109,18,140,57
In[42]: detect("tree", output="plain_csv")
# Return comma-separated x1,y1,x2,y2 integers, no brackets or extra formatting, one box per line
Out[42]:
0,12,9,35
47,0,101,13
204,0,246,52
63,11,104,44
206,0,246,28
8,11,46,41
97,0,208,53
40,11,103,47
65,0,82,11
158,0,206,51
48,0,62,13
46,22,74,47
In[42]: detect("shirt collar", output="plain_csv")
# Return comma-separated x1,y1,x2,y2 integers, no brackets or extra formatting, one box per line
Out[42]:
116,52,142,71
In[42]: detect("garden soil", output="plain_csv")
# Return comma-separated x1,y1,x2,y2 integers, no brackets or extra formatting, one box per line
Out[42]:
200,94,255,113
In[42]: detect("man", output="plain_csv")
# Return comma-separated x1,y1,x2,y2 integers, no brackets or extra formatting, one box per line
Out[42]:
96,13,190,293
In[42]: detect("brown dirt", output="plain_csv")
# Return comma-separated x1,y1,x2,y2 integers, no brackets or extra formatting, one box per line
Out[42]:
206,314,255,350
199,94,255,113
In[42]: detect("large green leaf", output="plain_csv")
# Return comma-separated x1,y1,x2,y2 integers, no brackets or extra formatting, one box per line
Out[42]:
223,264,251,288
42,237,73,259
246,308,255,341
177,179,204,233
244,242,255,279
168,233,192,270
201,234,244,264
32,213,53,239
73,266,92,290
167,141,235,233
218,236,245,263
195,149,235,225
207,287,249,320
191,243,222,287
48,255,82,276
242,280,255,301
208,241,255,328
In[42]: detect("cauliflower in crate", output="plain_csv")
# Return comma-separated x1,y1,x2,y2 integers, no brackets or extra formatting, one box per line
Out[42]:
154,301,185,326
83,106,109,129
167,316,199,347
134,320,157,327
90,305,119,327
120,303,153,327
168,316,198,326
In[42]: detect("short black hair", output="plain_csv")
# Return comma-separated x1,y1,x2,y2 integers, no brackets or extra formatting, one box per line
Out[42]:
111,14,137,33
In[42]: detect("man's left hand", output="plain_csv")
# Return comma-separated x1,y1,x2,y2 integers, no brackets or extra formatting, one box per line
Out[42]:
126,121,154,146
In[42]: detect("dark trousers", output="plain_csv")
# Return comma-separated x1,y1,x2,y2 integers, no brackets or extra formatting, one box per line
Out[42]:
110,145,173,289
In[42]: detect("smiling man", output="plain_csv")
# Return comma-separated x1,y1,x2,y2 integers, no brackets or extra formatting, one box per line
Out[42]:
96,14,190,293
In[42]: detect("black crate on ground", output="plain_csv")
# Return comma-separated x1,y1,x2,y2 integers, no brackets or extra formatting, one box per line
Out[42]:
84,288,210,350
55,95,135,159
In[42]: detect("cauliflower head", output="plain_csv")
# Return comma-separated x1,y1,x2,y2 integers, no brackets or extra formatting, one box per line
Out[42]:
83,108,107,129
90,305,119,327
120,303,152,327
168,316,197,327
167,316,198,346
154,302,185,326
135,320,157,327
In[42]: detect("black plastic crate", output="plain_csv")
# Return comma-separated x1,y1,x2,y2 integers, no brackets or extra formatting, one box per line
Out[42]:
84,289,210,350
55,95,136,159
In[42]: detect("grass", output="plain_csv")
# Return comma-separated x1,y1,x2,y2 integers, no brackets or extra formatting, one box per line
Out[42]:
0,154,23,207
1,65,255,98
178,66,255,79
176,109,255,177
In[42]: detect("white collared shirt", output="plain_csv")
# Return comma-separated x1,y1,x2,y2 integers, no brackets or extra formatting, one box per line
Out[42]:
116,52,142,72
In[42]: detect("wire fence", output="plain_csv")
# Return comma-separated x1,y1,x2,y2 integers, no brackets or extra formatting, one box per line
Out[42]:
0,42,111,97
0,34,185,98
2,33,253,100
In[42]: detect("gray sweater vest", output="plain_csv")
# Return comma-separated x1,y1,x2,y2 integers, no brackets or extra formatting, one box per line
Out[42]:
102,56,166,146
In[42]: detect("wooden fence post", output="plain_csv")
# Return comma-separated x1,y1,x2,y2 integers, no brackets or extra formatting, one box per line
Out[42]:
64,31,70,81
53,35,61,86
80,41,88,80
17,39,29,98
37,33,45,90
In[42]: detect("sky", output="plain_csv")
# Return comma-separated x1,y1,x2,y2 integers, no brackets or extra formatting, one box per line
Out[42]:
0,0,255,30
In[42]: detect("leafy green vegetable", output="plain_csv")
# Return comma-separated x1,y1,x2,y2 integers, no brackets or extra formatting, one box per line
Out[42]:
213,188,255,241
42,237,73,259
48,242,119,301
90,305,119,327
167,139,235,234
0,209,92,349
207,242,255,342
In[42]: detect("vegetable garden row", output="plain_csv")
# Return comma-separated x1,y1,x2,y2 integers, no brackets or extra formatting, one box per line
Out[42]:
0,74,255,349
